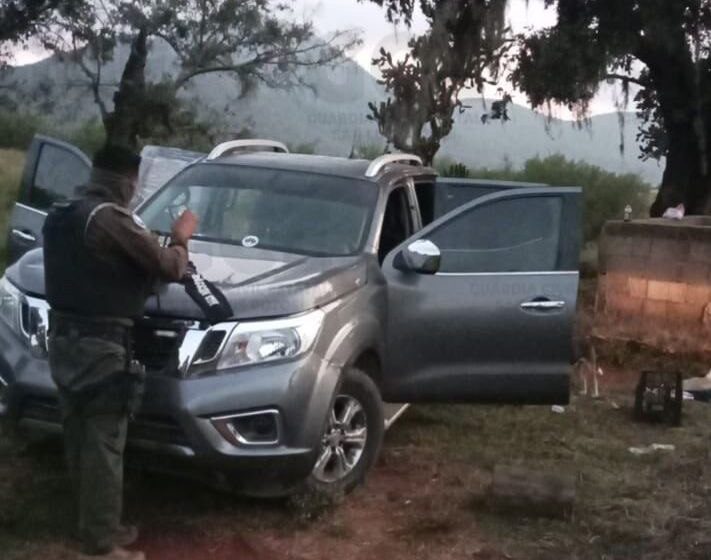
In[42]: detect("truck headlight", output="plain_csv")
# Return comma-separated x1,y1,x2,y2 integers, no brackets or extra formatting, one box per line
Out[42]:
216,308,324,370
0,276,21,335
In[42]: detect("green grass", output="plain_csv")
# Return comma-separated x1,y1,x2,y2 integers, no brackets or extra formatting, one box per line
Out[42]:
387,395,711,560
4,387,711,559
0,149,25,267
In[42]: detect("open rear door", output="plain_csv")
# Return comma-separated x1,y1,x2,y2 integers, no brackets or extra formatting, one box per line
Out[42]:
381,187,582,405
6,135,91,264
134,145,204,208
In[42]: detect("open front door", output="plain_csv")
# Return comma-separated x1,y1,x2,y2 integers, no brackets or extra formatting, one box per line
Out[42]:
6,135,91,264
381,187,582,405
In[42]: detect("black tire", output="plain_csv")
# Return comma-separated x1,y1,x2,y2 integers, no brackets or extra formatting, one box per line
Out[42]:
305,367,384,497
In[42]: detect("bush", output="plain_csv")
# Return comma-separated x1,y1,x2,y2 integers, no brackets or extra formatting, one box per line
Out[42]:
0,111,44,151
441,154,652,243
351,143,387,160
0,109,107,156
65,118,106,157
0,150,25,268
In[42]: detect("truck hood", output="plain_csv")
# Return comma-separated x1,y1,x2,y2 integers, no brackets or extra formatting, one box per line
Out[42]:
7,241,367,321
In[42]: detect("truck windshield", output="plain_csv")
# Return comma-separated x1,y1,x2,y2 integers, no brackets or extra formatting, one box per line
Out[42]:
139,164,378,257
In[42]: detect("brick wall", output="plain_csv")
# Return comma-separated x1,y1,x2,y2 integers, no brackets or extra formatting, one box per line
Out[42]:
595,218,711,354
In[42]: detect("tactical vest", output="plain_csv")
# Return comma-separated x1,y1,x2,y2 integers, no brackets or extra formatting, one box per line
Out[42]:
43,198,152,319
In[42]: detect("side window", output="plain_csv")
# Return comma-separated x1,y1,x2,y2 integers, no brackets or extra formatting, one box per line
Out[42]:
428,196,563,273
441,184,500,215
378,187,414,263
30,144,91,209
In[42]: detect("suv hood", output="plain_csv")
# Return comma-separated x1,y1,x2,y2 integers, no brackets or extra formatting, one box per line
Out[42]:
7,241,367,321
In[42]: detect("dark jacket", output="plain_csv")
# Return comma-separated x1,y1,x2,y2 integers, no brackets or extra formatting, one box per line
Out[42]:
43,168,189,319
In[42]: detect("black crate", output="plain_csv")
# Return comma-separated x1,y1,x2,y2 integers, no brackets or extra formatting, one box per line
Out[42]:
634,370,683,427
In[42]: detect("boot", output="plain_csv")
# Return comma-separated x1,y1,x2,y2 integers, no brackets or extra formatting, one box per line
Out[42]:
81,546,145,560
74,525,139,548
114,525,139,548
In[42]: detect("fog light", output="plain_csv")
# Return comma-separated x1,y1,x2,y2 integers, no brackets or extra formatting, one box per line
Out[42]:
211,409,280,446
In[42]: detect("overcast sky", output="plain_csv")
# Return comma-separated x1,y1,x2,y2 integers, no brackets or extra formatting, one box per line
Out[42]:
10,0,624,117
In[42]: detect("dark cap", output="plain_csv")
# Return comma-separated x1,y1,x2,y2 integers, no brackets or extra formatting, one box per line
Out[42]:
92,144,142,176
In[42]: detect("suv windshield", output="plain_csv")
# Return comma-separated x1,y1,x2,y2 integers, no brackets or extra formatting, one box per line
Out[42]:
139,164,378,257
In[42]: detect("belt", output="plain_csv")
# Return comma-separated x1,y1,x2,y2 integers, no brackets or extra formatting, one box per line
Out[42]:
49,310,134,327
49,310,134,344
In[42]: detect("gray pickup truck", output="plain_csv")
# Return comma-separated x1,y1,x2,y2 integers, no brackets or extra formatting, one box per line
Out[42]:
0,135,581,496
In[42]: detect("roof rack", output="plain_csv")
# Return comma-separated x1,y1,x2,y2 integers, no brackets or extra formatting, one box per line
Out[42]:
207,139,290,160
365,153,423,178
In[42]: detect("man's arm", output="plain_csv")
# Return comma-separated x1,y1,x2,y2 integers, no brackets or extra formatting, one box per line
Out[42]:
86,206,193,282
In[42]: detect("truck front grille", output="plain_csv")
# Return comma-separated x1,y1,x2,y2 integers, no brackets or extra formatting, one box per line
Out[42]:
132,318,190,374
21,396,188,447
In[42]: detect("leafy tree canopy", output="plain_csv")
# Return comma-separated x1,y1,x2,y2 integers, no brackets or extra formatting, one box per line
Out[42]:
367,0,510,165
3,0,356,149
513,0,711,215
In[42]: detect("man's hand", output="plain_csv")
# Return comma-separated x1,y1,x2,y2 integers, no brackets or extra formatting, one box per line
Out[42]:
171,210,198,246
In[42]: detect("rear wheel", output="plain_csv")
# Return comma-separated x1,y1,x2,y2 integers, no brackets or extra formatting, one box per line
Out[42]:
306,367,384,496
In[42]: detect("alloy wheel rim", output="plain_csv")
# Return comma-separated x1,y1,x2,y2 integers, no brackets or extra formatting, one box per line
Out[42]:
312,394,368,483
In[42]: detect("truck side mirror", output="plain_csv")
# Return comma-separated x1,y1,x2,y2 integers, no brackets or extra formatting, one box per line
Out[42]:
394,239,441,274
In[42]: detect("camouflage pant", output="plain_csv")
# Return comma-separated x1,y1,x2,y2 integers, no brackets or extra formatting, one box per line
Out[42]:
60,391,128,554
49,329,133,555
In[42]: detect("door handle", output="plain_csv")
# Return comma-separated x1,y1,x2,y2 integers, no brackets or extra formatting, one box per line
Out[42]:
11,229,37,243
520,300,566,311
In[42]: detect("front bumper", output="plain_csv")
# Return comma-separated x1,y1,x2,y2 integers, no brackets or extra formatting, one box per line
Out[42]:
0,319,340,491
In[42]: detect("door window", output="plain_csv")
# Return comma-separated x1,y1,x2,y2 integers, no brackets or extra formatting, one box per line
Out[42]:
30,144,91,209
379,187,414,263
428,195,563,273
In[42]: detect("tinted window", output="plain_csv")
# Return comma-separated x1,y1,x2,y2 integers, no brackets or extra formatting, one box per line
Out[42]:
428,196,563,273
439,184,501,215
31,144,90,209
139,164,378,257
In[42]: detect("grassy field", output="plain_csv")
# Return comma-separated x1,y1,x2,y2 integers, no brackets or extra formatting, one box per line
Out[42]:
0,149,25,265
3,352,711,560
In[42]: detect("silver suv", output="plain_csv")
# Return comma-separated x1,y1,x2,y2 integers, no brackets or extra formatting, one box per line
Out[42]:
0,136,581,496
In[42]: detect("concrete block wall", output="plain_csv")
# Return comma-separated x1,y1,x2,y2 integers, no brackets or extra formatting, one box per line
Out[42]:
595,218,711,354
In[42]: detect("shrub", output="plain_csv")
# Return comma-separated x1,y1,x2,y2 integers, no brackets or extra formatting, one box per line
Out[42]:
0,150,25,268
351,143,387,160
65,118,106,157
0,111,44,151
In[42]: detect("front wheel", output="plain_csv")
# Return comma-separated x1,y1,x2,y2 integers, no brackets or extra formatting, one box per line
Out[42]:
306,367,384,496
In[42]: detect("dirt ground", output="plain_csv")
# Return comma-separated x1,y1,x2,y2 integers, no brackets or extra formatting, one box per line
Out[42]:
4,281,711,559
5,380,711,560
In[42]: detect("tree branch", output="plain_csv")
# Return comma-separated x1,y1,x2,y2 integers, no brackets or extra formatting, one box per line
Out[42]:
72,40,109,121
605,73,644,86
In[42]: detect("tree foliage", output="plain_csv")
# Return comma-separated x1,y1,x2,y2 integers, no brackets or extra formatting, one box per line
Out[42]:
367,0,509,165
512,0,711,216
6,0,356,149
0,0,83,62
0,0,82,42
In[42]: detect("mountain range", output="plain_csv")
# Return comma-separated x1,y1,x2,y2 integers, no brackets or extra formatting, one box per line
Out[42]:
0,41,663,185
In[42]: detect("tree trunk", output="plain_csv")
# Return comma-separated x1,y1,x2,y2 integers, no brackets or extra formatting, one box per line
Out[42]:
643,37,711,217
651,119,711,216
103,27,148,150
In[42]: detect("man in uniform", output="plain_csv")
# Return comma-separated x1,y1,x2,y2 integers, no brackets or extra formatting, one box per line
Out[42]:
42,144,198,559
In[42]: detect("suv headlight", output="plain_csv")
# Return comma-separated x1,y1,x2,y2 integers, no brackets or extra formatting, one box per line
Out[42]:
216,308,324,371
0,276,21,335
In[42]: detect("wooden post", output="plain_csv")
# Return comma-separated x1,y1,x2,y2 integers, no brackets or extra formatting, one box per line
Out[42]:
487,466,576,519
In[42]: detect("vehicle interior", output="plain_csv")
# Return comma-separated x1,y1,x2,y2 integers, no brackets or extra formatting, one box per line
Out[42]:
378,186,414,263
414,181,436,226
